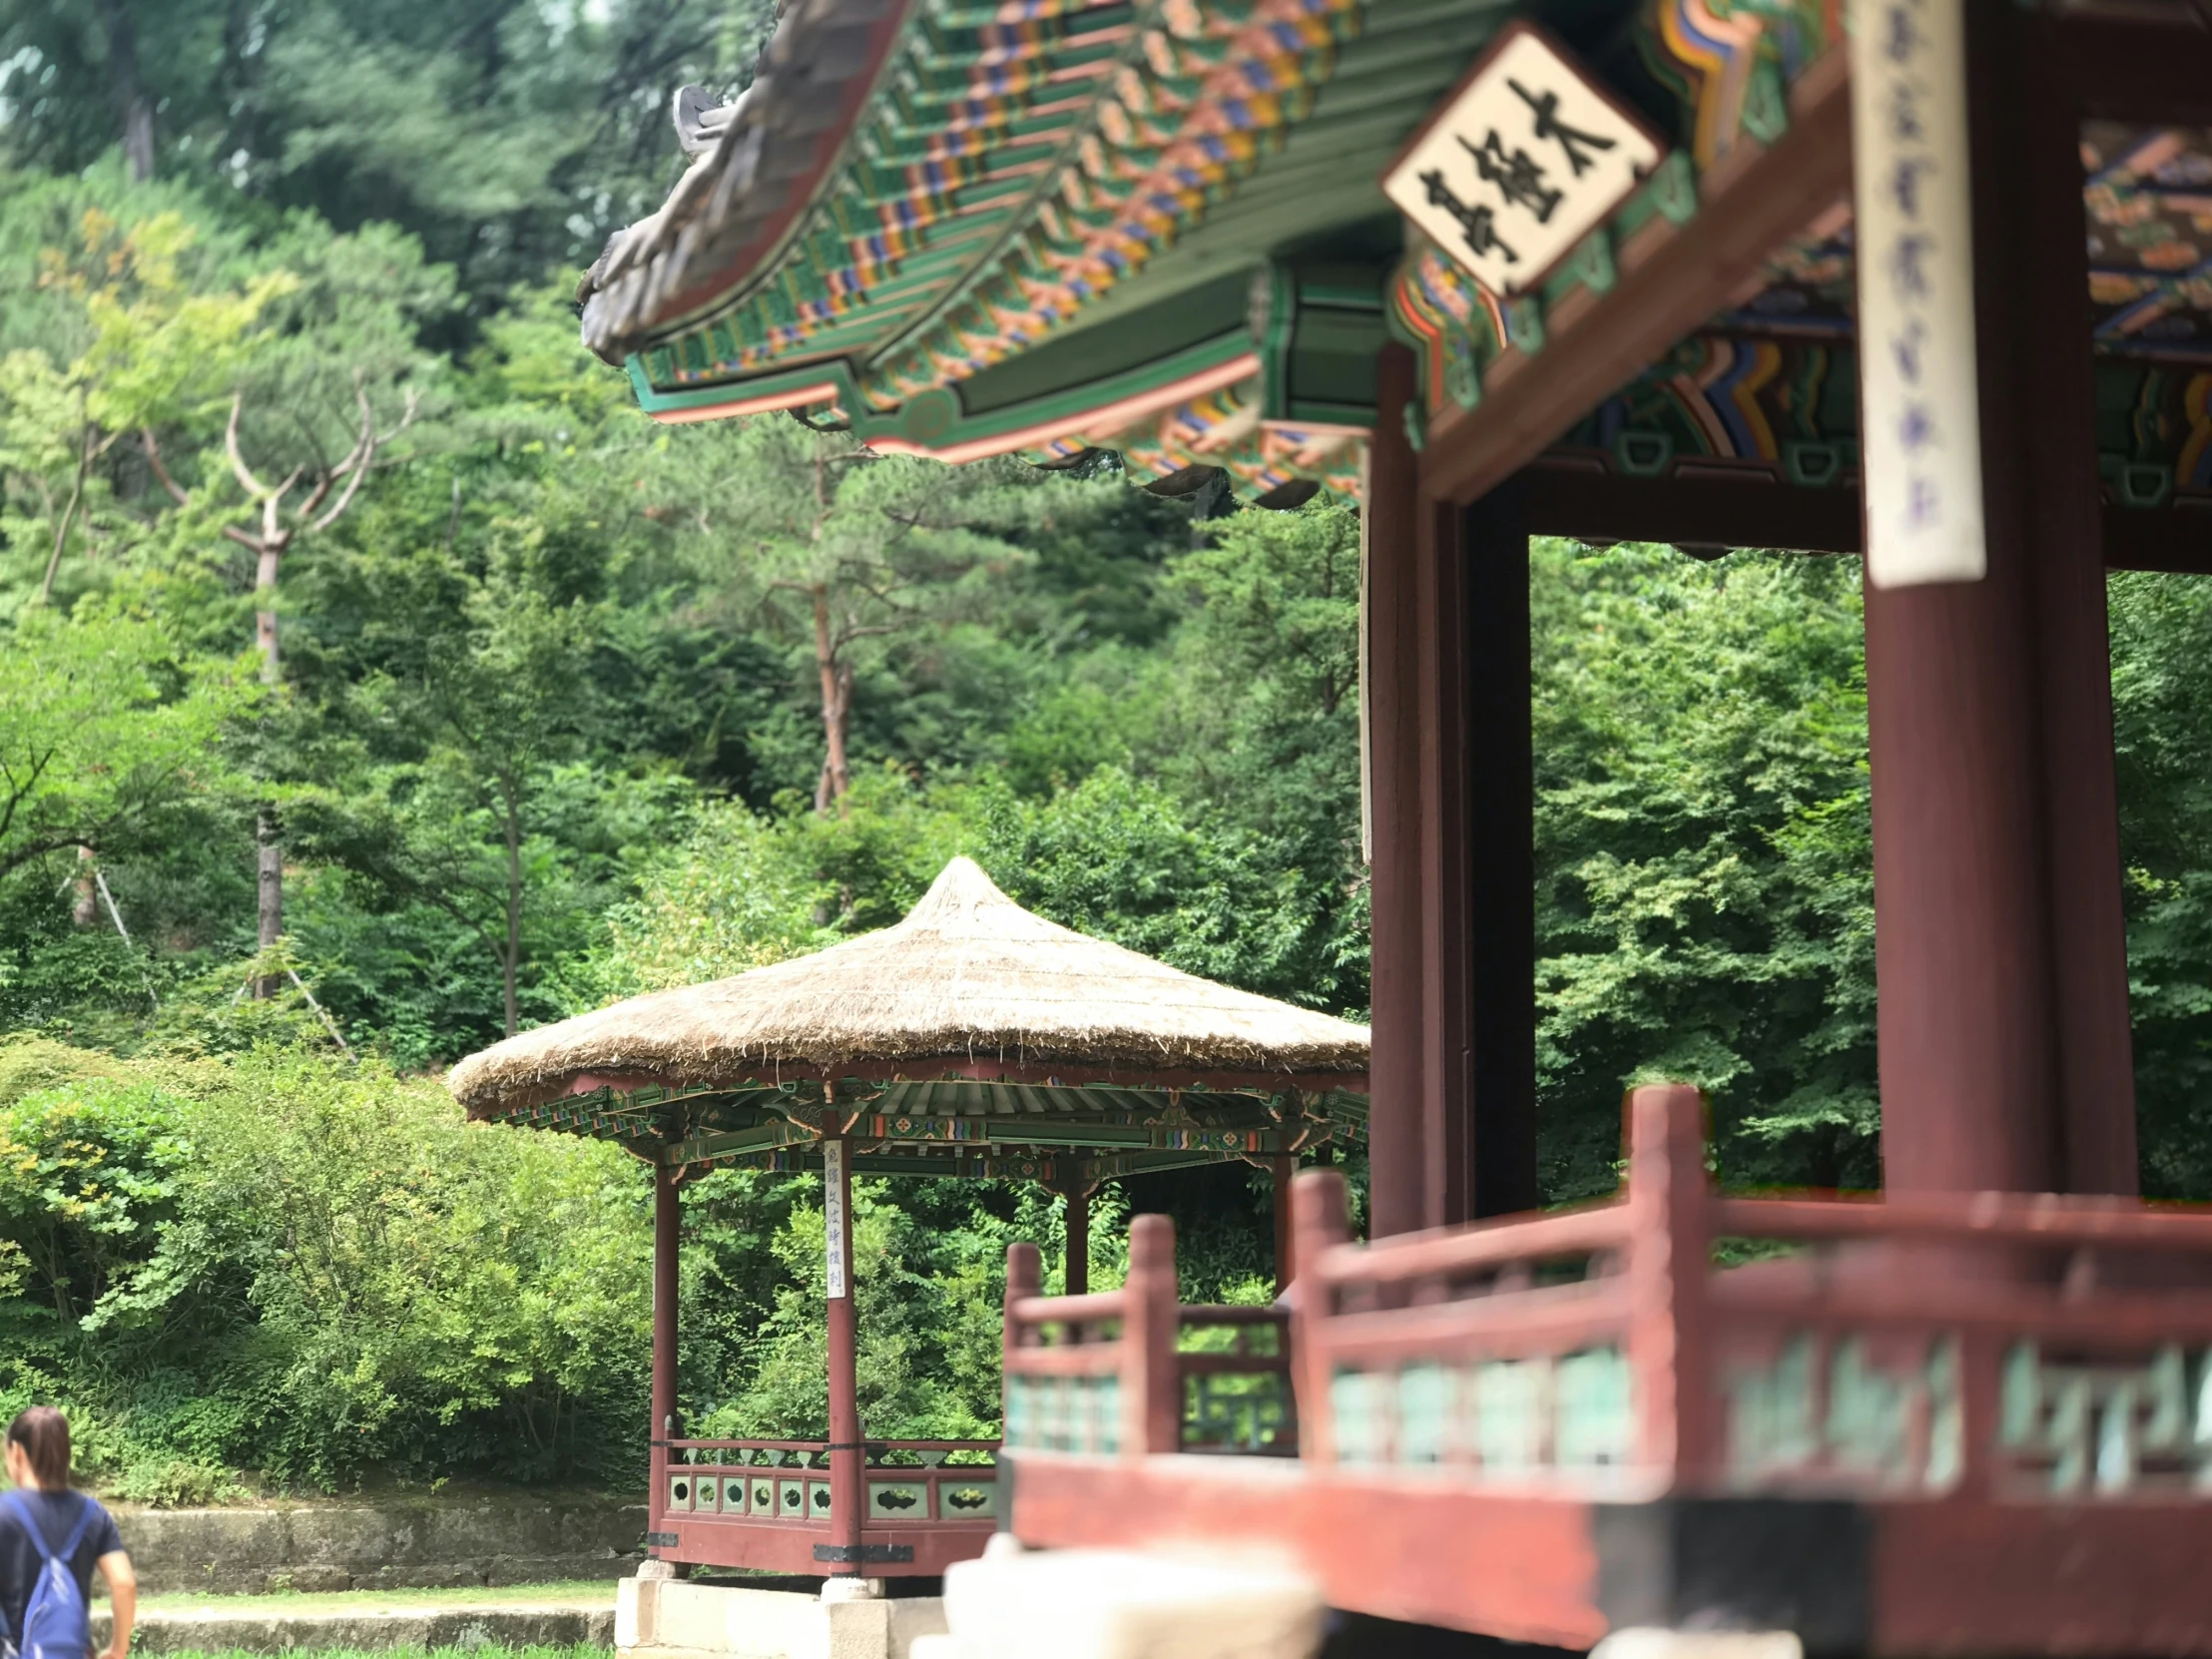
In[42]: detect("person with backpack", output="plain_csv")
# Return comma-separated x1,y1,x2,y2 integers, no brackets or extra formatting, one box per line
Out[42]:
0,1408,133,1659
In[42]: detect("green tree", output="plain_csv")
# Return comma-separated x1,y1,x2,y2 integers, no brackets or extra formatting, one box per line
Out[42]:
647,419,1041,812
1530,542,1875,1199
0,0,777,299
0,608,250,878
2108,569,2212,1198
311,542,618,1038
0,206,290,604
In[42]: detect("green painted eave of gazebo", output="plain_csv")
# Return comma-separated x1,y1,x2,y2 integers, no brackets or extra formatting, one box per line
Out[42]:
500,1071,1367,1185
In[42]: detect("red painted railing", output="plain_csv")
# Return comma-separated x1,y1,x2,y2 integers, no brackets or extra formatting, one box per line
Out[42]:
656,1436,998,1574
1001,1222,1296,1457
993,1087,2212,1652
1291,1084,2212,1496
665,1437,999,1523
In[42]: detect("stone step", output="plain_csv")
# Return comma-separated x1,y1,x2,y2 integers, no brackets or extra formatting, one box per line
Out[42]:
92,1596,616,1653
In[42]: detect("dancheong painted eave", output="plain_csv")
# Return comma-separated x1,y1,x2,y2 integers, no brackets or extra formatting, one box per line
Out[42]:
578,0,2212,512
575,0,1703,501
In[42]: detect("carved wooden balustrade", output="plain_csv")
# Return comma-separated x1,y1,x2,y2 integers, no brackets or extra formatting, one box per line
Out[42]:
656,1436,998,1573
999,1219,1297,1459
1000,1084,2212,1655
1296,1086,2212,1500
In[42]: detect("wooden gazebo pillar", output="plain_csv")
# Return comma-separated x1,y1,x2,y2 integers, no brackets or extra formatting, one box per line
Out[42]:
1270,1157,1297,1294
1062,1184,1090,1299
650,1161,680,1554
823,1137,863,1572
1864,0,2137,1197
1039,1176,1095,1295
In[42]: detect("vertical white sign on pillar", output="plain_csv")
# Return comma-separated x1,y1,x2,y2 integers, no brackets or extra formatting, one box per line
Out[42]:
1357,443,1374,868
1852,0,1987,587
823,1139,848,1300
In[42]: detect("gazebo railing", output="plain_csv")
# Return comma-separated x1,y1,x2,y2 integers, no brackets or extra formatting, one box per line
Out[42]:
1290,1085,2212,1493
664,1437,1000,1527
1000,1217,1297,1457
992,1086,2212,1654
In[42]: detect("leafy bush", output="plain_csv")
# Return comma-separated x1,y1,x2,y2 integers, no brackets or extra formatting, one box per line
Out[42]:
0,1045,650,1496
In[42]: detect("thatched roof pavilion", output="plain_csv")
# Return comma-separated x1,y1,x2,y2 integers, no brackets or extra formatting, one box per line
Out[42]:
449,855,1369,1187
447,857,1364,1584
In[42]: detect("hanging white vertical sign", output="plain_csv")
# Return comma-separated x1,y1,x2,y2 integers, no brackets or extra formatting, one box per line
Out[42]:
1851,0,1987,587
823,1140,848,1300
1357,443,1374,868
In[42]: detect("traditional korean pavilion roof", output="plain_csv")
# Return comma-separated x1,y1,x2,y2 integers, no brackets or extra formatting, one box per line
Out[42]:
450,857,1367,1180
578,0,2212,515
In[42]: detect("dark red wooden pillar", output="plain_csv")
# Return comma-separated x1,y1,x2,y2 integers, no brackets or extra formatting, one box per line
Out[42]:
1414,482,1473,1228
1461,481,1539,1221
1417,477,1538,1226
650,1161,680,1544
824,1138,863,1571
1270,1156,1296,1294
1062,1184,1089,1298
1998,5,2137,1198
1864,1,2136,1196
1366,343,1426,1238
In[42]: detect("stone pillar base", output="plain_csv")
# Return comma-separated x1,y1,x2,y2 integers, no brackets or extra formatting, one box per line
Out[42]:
617,1575,941,1659
920,1547,1325,1659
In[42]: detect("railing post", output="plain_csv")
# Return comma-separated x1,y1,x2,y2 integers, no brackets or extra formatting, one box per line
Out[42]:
1120,1214,1181,1456
1003,1241,1040,1367
1002,1241,1039,1461
1290,1170,1350,1463
1624,1083,1714,1488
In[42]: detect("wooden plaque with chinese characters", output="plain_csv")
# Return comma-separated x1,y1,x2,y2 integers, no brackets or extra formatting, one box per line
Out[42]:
1382,22,1662,299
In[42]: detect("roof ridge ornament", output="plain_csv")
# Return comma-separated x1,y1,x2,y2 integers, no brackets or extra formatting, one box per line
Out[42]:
673,84,745,160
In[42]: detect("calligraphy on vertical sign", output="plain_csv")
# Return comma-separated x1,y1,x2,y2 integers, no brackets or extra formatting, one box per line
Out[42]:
1382,22,1661,300
824,1139,848,1300
1851,0,1986,586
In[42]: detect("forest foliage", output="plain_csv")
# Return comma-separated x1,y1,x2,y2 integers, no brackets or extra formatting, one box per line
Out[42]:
5,0,2212,1501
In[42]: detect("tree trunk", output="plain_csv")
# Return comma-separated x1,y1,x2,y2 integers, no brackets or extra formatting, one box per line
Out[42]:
502,776,522,1038
255,540,283,684
93,0,156,182
39,426,94,604
251,536,285,996
811,586,851,813
72,847,98,928
255,806,282,998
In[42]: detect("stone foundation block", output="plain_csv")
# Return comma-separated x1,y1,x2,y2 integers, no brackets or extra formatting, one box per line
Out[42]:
937,1547,1325,1659
618,1575,946,1659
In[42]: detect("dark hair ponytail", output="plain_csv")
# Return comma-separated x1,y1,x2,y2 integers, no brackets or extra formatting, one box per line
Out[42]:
5,1406,71,1490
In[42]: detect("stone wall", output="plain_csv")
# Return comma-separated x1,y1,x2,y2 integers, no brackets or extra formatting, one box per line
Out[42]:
113,1496,648,1594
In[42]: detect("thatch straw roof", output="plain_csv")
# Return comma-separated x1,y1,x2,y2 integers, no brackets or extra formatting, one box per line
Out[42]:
449,857,1369,1117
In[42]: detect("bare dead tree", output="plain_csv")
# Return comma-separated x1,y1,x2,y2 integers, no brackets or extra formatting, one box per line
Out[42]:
143,375,416,993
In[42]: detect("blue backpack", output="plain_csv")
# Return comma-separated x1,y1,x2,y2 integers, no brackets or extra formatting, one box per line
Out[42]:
2,1490,97,1659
